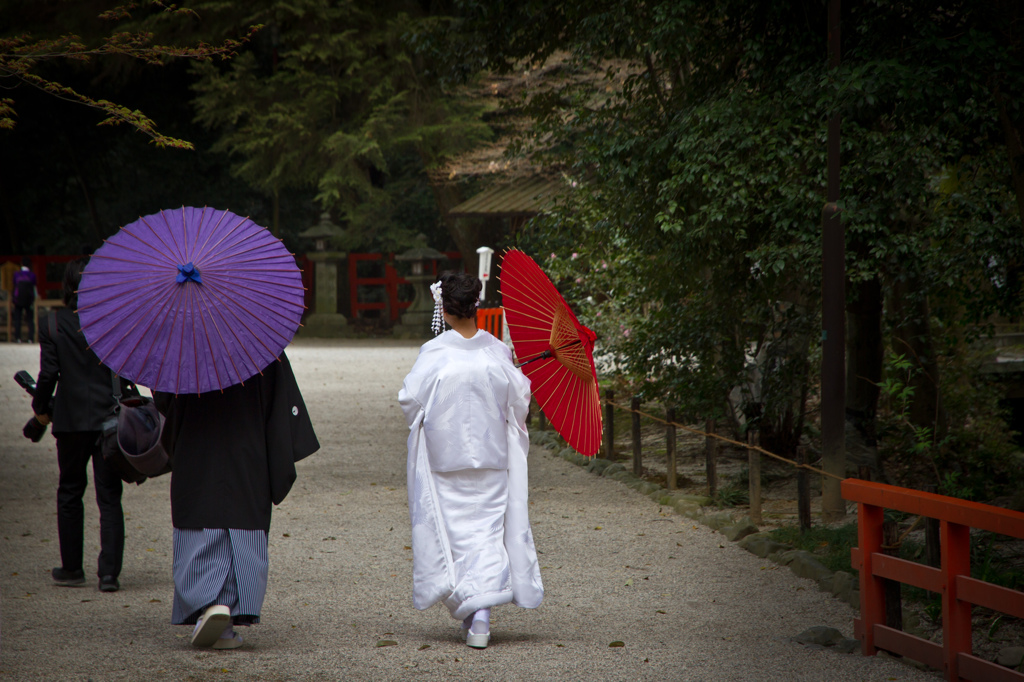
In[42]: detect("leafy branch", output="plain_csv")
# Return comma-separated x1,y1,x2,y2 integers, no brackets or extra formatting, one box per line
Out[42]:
0,2,260,149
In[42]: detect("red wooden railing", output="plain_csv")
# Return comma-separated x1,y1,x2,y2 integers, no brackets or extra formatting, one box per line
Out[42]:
348,252,461,322
477,307,503,337
843,479,1024,682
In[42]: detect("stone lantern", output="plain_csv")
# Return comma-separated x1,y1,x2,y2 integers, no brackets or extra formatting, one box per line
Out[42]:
392,239,446,338
298,212,348,337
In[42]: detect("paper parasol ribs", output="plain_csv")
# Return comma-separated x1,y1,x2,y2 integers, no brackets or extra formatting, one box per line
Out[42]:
499,248,602,456
77,206,305,394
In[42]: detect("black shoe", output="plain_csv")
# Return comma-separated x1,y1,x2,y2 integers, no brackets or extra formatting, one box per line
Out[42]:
51,567,85,586
99,575,120,592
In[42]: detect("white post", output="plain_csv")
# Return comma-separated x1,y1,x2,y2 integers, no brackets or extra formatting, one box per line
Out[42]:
476,246,494,300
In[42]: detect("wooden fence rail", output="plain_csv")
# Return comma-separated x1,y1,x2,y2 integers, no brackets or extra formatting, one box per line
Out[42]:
842,479,1024,682
601,393,837,528
563,389,1024,680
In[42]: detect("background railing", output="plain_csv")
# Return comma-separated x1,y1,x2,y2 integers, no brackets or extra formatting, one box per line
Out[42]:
476,307,503,338
347,251,462,322
600,392,830,532
843,479,1024,682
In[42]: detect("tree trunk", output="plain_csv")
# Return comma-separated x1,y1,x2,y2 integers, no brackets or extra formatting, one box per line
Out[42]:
994,84,1024,234
889,275,947,438
846,276,883,444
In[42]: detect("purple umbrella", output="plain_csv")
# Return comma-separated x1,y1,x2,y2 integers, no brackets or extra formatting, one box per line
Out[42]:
78,206,306,394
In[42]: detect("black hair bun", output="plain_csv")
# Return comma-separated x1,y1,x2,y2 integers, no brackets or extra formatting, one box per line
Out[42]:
439,271,482,320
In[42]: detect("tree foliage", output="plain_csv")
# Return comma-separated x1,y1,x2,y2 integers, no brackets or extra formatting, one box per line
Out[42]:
441,0,1024,489
0,0,256,149
187,0,494,251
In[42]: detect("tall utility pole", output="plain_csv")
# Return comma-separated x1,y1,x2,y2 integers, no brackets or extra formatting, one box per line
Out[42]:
821,0,846,522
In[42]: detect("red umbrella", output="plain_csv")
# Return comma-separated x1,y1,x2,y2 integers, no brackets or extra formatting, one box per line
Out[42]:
499,248,602,456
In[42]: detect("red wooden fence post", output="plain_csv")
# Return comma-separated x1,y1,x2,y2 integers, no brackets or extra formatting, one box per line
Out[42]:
941,520,972,681
857,501,886,656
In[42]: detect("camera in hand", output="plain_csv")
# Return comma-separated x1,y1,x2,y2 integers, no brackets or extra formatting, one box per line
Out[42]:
15,370,36,396
23,416,47,442
16,370,52,442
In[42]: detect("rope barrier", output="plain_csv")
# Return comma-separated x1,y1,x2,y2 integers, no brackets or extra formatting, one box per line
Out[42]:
602,398,932,549
880,515,923,551
603,399,846,482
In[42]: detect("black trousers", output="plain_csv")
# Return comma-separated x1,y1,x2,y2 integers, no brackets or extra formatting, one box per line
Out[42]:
12,303,34,342
56,431,125,578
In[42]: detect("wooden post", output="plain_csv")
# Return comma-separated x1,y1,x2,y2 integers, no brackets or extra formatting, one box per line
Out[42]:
705,419,717,498
603,389,615,459
747,430,762,524
797,446,811,533
666,407,677,490
857,501,886,655
631,396,642,476
538,407,547,431
941,520,973,680
882,519,903,632
924,484,940,568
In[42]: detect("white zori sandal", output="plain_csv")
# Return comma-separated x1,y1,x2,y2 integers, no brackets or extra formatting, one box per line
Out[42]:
191,605,232,647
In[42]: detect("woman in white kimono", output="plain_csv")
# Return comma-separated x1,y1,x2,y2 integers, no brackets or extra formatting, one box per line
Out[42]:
399,272,543,649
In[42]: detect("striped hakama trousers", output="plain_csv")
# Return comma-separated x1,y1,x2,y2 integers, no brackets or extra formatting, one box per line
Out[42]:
171,528,269,625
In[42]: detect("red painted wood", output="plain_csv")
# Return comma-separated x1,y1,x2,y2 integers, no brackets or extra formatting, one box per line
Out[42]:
842,479,1024,537
845,479,1024,680
347,251,463,321
477,308,503,337
857,501,886,655
873,553,943,593
956,575,1024,619
874,624,943,669
958,652,1024,682
942,521,973,681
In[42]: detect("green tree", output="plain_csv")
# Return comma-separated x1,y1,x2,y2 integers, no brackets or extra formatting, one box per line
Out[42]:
0,0,255,149
0,0,259,253
440,0,1024,491
187,0,493,254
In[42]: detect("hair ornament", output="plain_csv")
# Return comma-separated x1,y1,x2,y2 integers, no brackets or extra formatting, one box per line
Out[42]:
430,281,444,335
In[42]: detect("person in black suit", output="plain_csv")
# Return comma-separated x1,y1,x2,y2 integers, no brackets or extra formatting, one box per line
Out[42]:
28,257,129,593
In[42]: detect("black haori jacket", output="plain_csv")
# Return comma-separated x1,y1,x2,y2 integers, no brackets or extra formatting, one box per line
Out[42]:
154,353,319,533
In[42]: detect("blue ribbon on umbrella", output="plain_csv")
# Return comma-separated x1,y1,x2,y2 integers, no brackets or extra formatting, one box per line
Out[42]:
176,262,202,285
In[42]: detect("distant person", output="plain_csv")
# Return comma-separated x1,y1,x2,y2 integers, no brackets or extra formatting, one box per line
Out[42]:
399,271,543,649
154,354,319,650
12,256,37,343
27,257,128,592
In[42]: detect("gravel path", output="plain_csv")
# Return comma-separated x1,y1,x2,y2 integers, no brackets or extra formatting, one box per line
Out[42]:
0,339,938,681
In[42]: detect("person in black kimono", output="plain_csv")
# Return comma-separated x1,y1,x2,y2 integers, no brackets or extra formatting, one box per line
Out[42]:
154,353,318,649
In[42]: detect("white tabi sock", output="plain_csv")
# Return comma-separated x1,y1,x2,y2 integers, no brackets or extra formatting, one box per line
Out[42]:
470,608,490,635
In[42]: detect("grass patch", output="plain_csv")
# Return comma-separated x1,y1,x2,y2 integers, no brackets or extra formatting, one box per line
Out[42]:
714,484,749,508
767,522,858,574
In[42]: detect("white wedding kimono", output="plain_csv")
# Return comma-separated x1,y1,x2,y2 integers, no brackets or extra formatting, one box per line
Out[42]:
399,329,544,620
